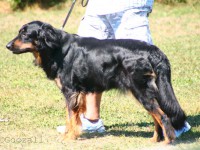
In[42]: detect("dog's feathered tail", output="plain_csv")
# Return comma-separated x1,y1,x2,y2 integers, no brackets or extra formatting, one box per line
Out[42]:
155,57,186,130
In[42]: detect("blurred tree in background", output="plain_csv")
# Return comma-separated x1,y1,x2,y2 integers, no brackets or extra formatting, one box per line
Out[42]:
6,0,200,10
155,0,186,4
7,0,68,10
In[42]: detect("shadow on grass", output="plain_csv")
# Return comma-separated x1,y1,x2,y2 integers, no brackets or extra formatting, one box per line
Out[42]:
105,122,153,138
81,122,153,139
81,114,200,144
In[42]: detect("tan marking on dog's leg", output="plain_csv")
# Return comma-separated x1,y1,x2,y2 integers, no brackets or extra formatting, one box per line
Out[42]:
150,113,162,142
65,111,82,140
151,108,175,144
63,92,86,141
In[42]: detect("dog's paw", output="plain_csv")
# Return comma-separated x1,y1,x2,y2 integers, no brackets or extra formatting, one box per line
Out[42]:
56,134,66,142
57,133,78,142
150,136,161,143
161,138,175,145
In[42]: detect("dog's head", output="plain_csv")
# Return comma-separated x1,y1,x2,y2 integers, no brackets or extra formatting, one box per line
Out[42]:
6,21,60,66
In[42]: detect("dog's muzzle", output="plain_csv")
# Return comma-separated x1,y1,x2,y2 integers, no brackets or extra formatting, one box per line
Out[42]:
6,41,13,50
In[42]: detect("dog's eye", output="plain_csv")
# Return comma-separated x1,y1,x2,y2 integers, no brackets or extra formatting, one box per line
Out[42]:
22,33,27,37
20,31,28,38
34,40,39,45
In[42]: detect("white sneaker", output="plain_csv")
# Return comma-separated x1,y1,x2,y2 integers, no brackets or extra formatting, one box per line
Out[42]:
80,114,106,133
57,114,106,134
56,125,66,134
175,121,191,137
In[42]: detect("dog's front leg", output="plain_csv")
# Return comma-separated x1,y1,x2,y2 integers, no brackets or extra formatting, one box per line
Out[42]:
61,87,86,140
64,106,82,140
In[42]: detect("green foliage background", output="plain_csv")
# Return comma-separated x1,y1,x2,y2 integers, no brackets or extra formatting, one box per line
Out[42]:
7,0,68,9
6,0,200,10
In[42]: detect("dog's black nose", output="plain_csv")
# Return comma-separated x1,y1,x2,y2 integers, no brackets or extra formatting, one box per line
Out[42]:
6,41,12,49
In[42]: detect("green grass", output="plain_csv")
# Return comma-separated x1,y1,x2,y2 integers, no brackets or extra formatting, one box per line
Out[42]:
0,2,200,150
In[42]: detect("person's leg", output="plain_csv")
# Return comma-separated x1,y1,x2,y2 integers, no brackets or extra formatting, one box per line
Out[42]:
77,14,114,132
78,14,114,126
78,14,115,39
80,93,105,133
57,92,105,134
84,93,102,120
115,10,153,44
57,14,114,134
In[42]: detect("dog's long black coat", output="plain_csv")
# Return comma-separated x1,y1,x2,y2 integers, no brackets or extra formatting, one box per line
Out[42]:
6,21,187,142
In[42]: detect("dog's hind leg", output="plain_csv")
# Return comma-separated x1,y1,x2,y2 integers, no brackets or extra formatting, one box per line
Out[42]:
130,77,175,144
150,114,163,142
147,77,164,142
150,105,175,144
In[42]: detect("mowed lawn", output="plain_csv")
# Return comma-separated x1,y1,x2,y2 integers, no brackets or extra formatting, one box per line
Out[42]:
0,2,200,150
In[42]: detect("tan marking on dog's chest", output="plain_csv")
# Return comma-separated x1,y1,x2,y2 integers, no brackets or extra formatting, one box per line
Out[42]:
55,77,62,89
32,51,42,66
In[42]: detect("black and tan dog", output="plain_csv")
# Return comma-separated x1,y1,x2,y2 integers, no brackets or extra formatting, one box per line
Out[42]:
6,21,187,143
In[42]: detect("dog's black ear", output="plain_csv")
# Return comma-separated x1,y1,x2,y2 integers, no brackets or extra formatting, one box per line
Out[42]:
38,23,60,48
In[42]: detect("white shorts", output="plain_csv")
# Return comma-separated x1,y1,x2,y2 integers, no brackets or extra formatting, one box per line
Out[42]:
78,9,153,44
